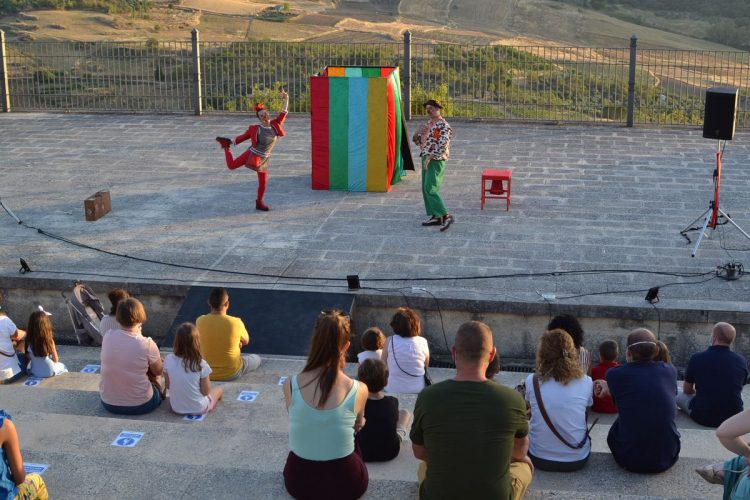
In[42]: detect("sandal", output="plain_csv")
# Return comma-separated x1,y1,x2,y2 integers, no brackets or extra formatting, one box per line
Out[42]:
695,464,724,485
422,216,441,226
440,214,455,232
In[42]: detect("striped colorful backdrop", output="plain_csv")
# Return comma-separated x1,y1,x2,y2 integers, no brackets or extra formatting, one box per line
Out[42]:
310,66,409,192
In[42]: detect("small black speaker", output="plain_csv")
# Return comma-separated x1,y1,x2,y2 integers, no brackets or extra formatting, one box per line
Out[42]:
703,87,738,140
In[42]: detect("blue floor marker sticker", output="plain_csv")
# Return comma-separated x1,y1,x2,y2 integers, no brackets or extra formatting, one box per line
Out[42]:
278,376,287,386
23,463,49,475
183,414,206,421
24,378,42,387
80,364,100,374
237,391,259,402
112,431,144,448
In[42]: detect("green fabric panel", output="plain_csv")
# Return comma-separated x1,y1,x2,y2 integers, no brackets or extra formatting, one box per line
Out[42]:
362,67,381,77
329,78,349,190
391,69,404,184
345,67,363,77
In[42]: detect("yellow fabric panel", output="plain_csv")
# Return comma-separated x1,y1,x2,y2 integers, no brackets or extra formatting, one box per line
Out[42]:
366,78,388,192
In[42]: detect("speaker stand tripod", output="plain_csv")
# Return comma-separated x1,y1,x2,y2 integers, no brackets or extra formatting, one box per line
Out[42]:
680,141,750,257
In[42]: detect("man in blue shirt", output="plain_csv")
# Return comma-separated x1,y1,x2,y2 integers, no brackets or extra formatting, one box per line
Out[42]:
596,328,681,473
677,322,748,428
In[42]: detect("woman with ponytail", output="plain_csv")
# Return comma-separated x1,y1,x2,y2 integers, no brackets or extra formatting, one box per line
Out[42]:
282,309,369,499
216,89,289,211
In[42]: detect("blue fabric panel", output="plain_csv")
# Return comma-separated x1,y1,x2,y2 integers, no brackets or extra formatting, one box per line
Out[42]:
347,78,369,192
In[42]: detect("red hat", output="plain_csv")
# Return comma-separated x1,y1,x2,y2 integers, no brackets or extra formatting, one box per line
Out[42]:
254,103,265,113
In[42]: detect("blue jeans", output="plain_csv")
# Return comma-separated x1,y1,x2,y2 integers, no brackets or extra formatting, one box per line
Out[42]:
101,384,161,415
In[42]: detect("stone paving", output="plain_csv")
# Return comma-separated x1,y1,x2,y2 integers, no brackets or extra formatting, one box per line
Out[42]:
1,113,750,310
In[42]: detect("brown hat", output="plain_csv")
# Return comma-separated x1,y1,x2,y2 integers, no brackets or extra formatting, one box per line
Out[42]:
423,99,443,109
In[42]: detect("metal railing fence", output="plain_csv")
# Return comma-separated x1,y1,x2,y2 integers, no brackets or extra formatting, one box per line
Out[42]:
198,40,402,113
2,38,194,112
1,30,748,128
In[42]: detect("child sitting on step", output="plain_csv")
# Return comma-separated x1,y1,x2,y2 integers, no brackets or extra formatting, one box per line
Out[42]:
357,327,385,364
355,359,411,462
26,308,67,378
164,322,223,415
591,339,619,413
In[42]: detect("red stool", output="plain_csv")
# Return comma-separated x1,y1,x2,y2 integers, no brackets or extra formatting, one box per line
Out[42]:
481,169,512,210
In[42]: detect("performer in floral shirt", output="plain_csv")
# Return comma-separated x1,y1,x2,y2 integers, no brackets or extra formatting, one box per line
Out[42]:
216,90,289,211
413,99,454,231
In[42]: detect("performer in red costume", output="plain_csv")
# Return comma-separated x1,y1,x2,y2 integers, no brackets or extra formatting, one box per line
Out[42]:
216,90,289,211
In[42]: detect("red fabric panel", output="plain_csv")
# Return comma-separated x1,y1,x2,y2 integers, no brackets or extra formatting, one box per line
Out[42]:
385,77,396,191
380,67,394,77
310,76,330,190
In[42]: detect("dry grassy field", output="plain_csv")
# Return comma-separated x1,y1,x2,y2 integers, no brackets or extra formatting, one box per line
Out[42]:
0,0,738,50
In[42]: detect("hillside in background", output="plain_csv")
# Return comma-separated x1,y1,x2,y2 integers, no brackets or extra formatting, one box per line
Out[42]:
550,0,750,51
0,0,744,52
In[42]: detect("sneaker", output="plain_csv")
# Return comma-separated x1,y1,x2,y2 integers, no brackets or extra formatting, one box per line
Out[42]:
216,136,232,149
440,214,455,232
256,199,269,211
422,216,441,226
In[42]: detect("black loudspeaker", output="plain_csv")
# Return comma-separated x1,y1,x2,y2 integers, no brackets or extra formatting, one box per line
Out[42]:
703,87,738,140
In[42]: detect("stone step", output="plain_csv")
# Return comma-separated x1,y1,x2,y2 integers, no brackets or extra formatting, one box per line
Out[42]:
12,409,724,500
5,346,735,499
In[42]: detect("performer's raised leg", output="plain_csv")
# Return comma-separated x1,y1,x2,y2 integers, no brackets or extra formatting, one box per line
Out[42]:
216,137,249,170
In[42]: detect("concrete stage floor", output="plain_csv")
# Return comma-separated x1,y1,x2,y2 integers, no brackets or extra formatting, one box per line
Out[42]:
1,113,750,313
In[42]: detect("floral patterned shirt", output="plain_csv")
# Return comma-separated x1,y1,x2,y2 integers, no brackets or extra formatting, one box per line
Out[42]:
419,117,452,161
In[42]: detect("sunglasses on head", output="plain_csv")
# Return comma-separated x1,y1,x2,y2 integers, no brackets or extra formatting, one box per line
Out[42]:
320,309,349,318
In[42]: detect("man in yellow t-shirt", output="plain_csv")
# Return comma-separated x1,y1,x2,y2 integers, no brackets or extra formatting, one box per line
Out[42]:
196,288,261,381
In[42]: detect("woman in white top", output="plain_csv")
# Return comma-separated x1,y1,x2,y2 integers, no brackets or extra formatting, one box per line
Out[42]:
99,288,129,337
525,328,593,472
382,308,430,394
0,308,25,385
547,314,591,376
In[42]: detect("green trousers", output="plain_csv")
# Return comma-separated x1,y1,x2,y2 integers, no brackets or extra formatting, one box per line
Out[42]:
421,156,448,217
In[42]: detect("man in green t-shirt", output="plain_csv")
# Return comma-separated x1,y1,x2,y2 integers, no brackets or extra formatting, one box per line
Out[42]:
410,321,533,500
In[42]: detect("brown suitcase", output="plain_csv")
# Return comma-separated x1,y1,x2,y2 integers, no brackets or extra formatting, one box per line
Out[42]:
84,190,111,221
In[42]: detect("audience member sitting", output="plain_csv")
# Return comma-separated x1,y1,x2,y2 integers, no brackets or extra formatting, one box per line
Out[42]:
677,322,748,428
591,339,619,414
525,329,593,472
282,309,369,500
383,307,430,393
99,288,129,336
0,307,26,385
100,298,164,415
655,341,672,364
696,408,750,495
355,359,412,462
595,328,680,473
164,322,223,416
547,314,591,375
25,309,67,378
486,352,501,380
196,288,261,381
0,410,48,499
411,321,532,500
357,327,385,364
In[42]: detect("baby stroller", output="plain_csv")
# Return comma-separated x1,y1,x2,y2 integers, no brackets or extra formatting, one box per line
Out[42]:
64,282,105,346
